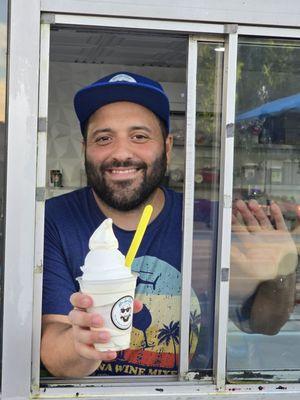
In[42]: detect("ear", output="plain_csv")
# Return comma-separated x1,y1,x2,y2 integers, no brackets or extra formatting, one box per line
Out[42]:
165,134,173,166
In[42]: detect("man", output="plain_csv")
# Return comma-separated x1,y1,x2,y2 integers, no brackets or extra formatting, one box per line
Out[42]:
41,72,298,378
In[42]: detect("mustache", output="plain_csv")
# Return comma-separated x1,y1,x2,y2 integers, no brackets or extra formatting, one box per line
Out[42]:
100,160,147,172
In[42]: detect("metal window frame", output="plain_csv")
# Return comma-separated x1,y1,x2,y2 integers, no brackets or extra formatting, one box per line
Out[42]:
33,13,232,394
178,35,198,378
213,28,238,390
31,21,51,395
4,5,300,398
1,0,40,398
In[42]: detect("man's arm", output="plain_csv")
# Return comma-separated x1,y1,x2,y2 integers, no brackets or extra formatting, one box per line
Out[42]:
248,272,296,335
41,293,117,378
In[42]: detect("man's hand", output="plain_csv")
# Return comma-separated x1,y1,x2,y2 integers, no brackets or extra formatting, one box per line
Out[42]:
69,292,143,361
41,294,143,377
230,199,298,300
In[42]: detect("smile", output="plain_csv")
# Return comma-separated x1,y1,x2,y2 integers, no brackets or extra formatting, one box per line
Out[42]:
110,168,138,174
105,167,143,181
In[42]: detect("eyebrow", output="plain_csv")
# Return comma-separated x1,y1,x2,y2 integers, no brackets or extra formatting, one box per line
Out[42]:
130,125,152,132
89,125,152,138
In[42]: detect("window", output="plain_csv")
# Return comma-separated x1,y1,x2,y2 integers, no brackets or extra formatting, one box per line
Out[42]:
228,38,300,381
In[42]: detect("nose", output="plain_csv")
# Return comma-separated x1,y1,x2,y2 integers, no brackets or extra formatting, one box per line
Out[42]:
111,136,134,161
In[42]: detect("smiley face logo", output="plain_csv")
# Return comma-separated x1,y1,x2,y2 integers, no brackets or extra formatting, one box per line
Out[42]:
111,295,133,330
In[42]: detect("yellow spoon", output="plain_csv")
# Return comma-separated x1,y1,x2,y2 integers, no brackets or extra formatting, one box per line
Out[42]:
125,204,153,268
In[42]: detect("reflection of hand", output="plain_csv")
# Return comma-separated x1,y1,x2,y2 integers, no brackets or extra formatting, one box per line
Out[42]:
69,293,142,360
230,199,298,299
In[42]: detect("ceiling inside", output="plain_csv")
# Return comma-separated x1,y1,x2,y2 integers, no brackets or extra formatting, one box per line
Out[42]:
50,27,187,68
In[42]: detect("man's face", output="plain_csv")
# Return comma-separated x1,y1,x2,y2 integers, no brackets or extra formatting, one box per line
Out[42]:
84,101,172,211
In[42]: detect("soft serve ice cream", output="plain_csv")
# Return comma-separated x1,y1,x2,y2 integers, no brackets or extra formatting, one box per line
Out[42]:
77,218,137,351
80,218,133,281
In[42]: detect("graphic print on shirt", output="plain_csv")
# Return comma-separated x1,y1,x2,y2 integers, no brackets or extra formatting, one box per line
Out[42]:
97,256,201,376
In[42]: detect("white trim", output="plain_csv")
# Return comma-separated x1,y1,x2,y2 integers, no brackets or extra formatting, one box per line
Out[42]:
31,21,51,394
1,0,40,397
213,31,238,389
45,13,225,34
178,36,198,377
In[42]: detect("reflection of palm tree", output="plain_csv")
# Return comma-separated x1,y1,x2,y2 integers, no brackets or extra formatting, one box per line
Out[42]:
133,304,153,348
158,321,180,368
189,310,201,352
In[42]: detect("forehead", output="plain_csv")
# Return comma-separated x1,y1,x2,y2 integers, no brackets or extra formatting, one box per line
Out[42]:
87,101,161,127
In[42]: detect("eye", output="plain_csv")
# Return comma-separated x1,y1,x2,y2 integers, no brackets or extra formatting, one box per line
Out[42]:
94,135,113,145
131,133,149,143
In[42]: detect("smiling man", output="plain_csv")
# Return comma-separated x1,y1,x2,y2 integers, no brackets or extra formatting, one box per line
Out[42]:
41,72,193,378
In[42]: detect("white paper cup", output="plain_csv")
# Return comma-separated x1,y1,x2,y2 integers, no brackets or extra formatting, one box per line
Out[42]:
77,274,137,352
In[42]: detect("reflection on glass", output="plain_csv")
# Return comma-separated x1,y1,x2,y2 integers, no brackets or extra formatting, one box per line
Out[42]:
228,38,300,380
0,0,8,388
189,42,223,372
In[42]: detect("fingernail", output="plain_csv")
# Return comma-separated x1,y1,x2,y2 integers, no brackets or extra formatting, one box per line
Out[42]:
92,315,102,326
81,297,90,307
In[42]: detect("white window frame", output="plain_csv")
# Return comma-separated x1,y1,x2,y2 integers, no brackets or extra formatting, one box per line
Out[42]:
4,4,300,398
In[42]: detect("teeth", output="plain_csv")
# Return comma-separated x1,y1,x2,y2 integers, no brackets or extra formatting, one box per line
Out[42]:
110,169,137,174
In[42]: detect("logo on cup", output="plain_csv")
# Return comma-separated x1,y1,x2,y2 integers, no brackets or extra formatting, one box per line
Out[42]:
111,295,133,330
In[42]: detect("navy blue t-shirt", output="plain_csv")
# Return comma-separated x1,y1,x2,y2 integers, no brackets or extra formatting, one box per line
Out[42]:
43,186,204,375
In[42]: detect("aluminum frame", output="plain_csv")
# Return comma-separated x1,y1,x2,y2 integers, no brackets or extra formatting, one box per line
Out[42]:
31,21,51,395
178,36,198,377
212,30,238,389
4,4,300,398
1,0,40,398
43,13,225,34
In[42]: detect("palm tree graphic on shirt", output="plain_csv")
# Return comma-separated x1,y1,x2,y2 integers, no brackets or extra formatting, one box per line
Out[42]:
157,321,180,368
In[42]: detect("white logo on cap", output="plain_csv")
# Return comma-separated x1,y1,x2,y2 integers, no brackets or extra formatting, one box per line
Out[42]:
109,74,137,83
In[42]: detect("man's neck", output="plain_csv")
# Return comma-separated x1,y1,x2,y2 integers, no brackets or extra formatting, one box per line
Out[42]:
92,188,165,231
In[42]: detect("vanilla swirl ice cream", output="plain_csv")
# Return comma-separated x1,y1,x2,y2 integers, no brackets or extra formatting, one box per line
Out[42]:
80,218,132,281
77,218,138,351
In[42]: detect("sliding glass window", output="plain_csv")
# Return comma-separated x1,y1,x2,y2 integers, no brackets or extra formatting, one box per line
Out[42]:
228,38,300,381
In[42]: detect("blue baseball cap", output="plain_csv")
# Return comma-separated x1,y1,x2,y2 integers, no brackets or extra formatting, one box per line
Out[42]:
74,71,170,135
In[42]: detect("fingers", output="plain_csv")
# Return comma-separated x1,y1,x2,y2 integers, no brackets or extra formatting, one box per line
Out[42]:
73,338,117,362
270,202,288,231
69,293,116,361
234,200,260,232
69,308,117,361
70,292,93,309
69,293,141,362
247,200,273,230
68,307,103,329
231,213,248,233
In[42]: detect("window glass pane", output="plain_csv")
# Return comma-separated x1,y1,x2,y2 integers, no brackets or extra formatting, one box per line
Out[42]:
189,42,223,373
228,38,300,381
42,26,190,380
0,0,8,387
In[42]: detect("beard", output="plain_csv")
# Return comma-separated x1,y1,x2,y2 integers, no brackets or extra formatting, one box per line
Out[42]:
85,149,167,211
